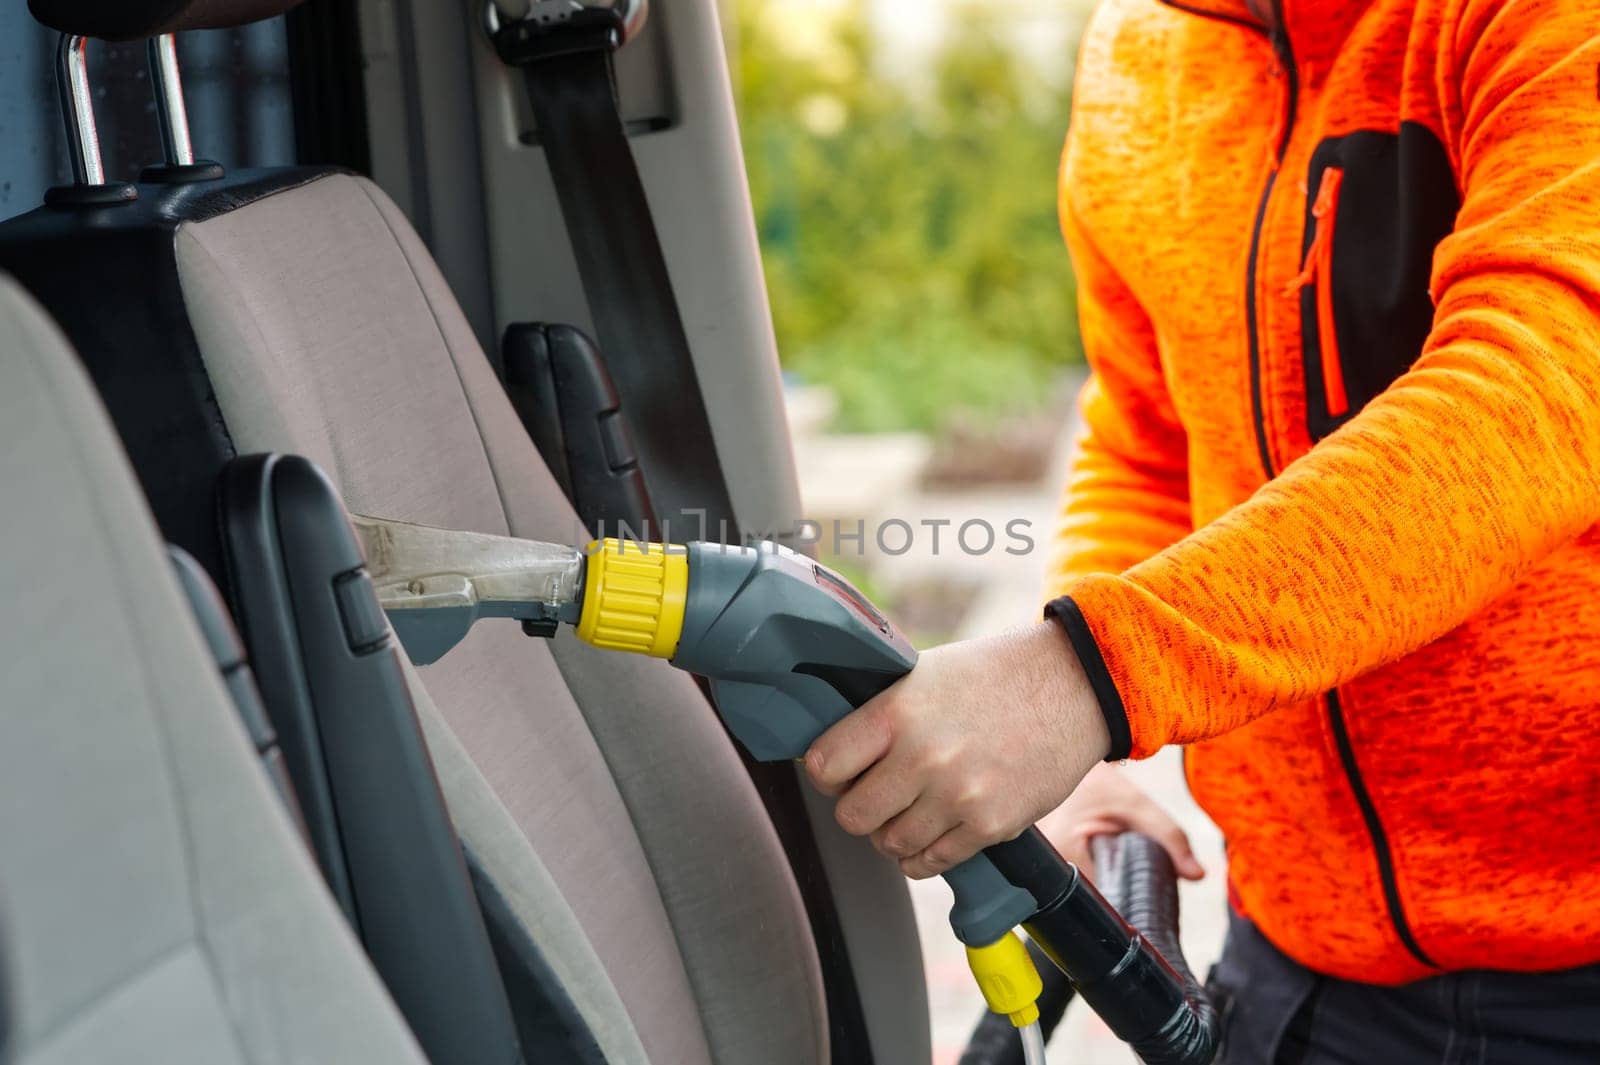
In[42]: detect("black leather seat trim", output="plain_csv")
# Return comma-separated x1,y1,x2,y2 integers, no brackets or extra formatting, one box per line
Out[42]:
0,167,335,581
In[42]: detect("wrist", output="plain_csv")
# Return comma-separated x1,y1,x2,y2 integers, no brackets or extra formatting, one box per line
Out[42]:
1067,651,1113,763
1009,620,1112,764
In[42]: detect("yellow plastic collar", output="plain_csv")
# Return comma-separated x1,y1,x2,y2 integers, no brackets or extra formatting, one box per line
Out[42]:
575,539,689,659
966,930,1043,1028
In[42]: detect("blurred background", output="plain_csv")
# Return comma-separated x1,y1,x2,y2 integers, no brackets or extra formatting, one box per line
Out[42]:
721,3,1227,1061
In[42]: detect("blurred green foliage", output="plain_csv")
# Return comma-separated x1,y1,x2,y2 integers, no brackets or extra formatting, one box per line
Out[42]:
727,1,1083,433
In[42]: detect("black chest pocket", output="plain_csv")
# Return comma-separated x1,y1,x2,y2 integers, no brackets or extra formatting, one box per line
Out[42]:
1295,123,1461,441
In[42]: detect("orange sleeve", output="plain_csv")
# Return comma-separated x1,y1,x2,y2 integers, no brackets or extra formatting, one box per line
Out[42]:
1047,160,1191,593
1064,0,1600,758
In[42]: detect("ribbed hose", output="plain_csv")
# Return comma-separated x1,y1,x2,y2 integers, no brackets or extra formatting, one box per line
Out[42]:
1089,834,1218,1065
958,832,1218,1065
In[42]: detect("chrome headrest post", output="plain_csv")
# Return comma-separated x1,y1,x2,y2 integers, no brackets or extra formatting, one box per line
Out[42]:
55,34,104,186
139,33,224,185
146,35,195,167
46,34,136,207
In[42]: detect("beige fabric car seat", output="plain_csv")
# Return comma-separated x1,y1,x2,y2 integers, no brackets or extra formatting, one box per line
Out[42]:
0,275,429,1065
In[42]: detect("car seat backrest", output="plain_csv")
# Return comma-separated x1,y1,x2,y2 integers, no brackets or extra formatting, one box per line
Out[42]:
0,166,668,1065
174,167,829,1065
0,275,428,1065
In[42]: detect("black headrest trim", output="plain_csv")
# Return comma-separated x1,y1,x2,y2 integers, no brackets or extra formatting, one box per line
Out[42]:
28,0,307,43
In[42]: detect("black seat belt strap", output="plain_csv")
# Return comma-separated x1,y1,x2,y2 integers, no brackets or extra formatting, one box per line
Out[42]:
488,9,877,1062
489,7,738,543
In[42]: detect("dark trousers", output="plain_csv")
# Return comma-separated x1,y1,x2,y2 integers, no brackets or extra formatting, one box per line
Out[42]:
1207,912,1600,1065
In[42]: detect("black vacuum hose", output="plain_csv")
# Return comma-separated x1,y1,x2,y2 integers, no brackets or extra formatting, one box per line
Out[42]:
960,831,1219,1065
1086,833,1217,1063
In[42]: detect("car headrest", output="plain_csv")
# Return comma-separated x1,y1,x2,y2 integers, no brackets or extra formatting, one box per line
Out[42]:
28,0,306,41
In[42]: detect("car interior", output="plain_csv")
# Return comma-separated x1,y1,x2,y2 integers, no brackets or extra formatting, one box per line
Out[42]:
0,3,1209,1064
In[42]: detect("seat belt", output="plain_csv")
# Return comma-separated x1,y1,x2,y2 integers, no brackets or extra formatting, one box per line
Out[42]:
488,4,738,545
487,7,877,1062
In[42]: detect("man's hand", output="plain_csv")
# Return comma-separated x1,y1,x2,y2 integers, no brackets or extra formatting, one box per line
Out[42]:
1037,762,1205,882
803,622,1111,879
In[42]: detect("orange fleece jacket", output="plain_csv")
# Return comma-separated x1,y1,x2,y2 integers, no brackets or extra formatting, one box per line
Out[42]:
1048,0,1600,983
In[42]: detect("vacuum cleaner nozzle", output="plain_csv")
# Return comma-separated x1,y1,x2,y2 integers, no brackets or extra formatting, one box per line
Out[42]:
352,515,588,664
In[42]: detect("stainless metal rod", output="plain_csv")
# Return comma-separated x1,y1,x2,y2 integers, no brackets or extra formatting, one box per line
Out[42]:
55,34,104,186
146,34,195,167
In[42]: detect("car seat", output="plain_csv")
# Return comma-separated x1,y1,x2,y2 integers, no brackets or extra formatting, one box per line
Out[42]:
0,274,428,1065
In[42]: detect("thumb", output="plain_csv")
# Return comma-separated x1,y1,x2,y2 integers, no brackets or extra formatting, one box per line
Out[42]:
1125,805,1205,880
1152,822,1206,881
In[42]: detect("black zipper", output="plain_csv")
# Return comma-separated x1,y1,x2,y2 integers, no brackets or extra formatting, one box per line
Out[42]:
1154,0,1435,971
1325,689,1439,969
1154,0,1297,479
1244,5,1297,480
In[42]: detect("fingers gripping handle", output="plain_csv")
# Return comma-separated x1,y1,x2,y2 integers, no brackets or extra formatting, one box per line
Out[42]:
669,544,1214,1059
700,664,1037,941
675,549,1036,944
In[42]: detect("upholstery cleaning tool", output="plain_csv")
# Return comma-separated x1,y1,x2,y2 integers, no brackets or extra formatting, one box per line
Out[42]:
355,518,1218,1064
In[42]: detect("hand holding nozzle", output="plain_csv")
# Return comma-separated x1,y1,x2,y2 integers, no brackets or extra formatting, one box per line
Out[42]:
354,522,1039,942
354,521,1217,1063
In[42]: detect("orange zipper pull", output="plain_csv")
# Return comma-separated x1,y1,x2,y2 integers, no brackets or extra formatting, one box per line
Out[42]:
1284,167,1343,294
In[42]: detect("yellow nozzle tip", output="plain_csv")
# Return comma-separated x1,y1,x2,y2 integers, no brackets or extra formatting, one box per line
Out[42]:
965,930,1044,1028
575,538,688,659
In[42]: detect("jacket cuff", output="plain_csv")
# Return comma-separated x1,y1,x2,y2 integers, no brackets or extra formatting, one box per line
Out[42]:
1044,596,1133,761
